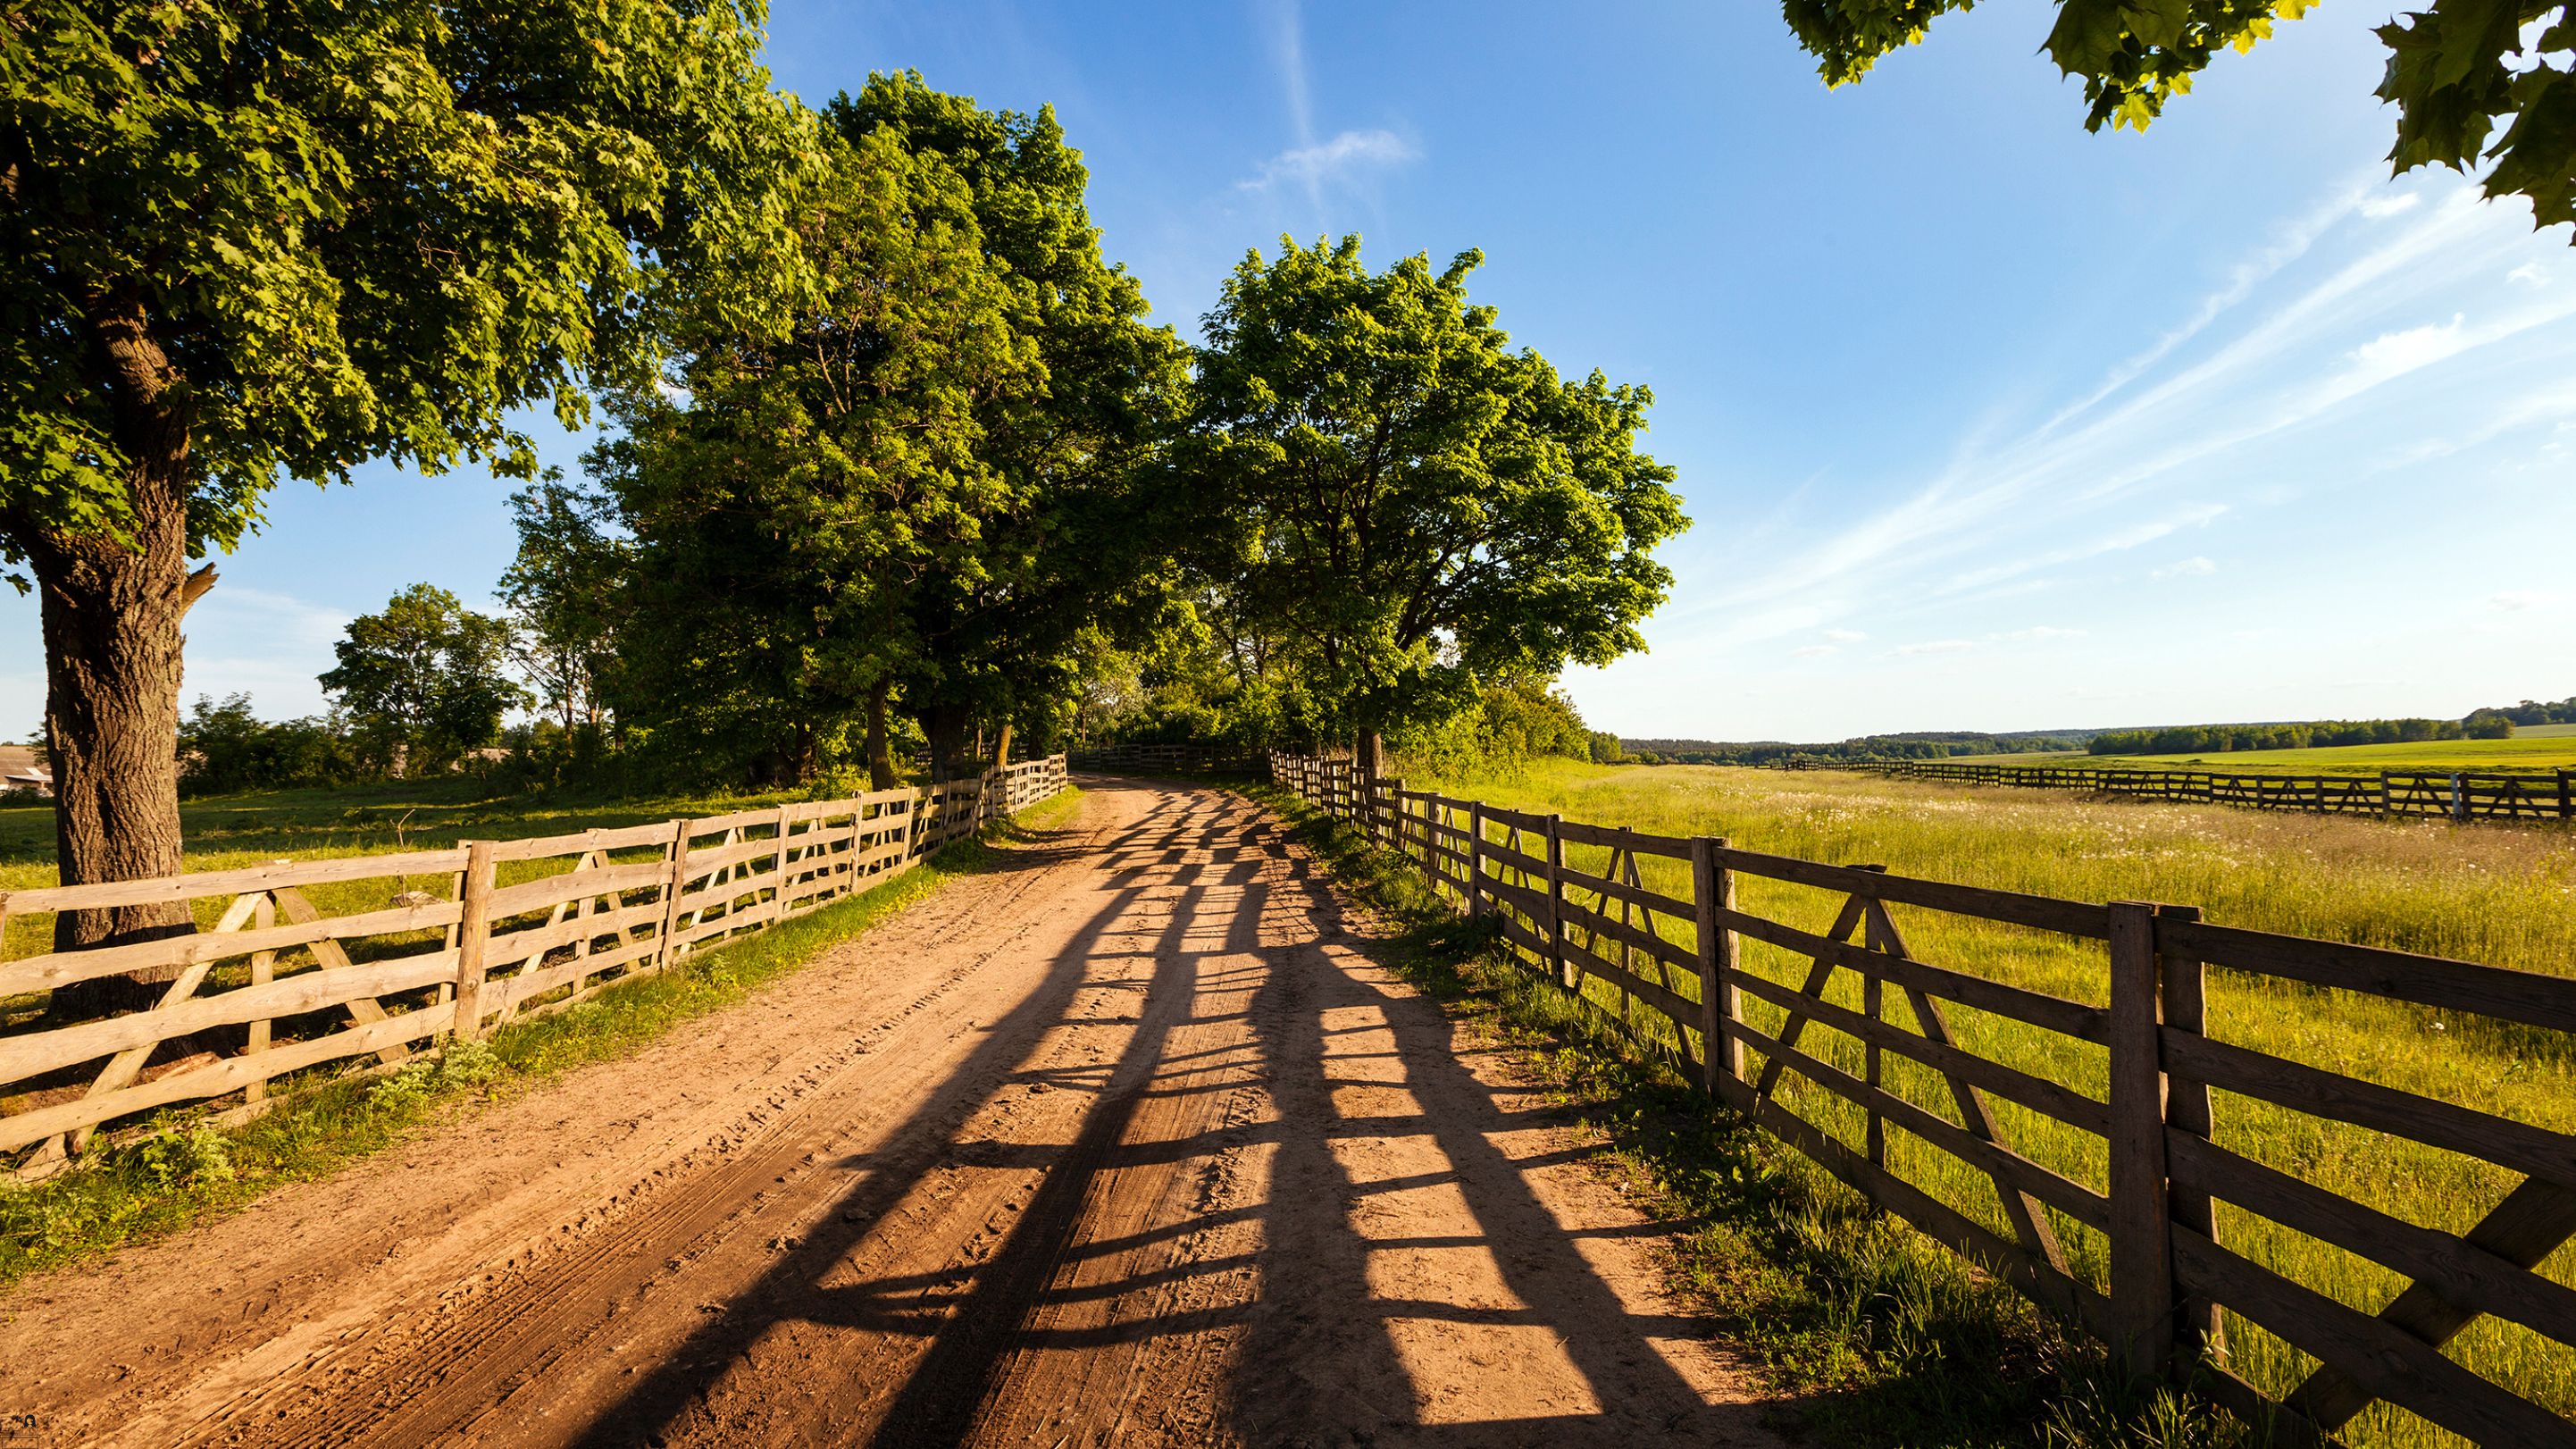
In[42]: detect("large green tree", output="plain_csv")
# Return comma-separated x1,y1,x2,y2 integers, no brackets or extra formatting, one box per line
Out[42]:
1782,1,2576,234
826,74,1191,775
499,475,630,736
1179,237,1688,771
0,0,814,955
600,121,1042,788
319,584,527,775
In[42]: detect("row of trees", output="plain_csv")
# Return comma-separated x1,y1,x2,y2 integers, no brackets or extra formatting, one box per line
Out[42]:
2086,717,2487,756
3,0,1684,984
1628,731,2096,766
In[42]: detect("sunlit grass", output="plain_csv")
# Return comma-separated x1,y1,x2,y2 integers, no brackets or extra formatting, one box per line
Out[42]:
1380,758,2576,1447
1982,737,2576,775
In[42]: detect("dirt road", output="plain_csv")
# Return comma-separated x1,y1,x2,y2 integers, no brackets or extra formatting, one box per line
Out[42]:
0,781,1781,1448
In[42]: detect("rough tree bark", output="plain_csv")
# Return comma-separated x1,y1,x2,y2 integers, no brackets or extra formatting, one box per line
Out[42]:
924,703,971,783
865,680,897,790
18,290,214,1018
990,721,1012,773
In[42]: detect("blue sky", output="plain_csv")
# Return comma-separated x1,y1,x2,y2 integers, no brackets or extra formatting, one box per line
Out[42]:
9,0,2573,742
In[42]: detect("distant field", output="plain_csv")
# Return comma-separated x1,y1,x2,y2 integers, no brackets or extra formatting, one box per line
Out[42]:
1391,758,2576,1445
1959,735,2576,775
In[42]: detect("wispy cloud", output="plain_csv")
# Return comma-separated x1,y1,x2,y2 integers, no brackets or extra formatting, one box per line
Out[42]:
1677,179,2576,651
1823,627,1867,642
2152,557,2218,580
1240,129,1418,194
1996,625,2085,641
1789,643,1836,658
2488,589,2555,611
1895,639,1977,657
2360,191,2421,219
1248,0,1414,207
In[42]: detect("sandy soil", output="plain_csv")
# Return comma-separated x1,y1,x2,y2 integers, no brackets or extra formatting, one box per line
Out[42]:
0,781,1784,1448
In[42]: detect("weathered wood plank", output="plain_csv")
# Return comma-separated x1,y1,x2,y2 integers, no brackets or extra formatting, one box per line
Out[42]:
2164,1030,2576,1183
1714,847,2111,939
2174,1229,2576,1447
0,897,464,996
8,850,473,915
0,1003,455,1152
2160,917,2576,1035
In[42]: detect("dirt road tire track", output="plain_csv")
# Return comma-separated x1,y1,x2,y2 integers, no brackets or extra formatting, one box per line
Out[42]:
0,782,1781,1448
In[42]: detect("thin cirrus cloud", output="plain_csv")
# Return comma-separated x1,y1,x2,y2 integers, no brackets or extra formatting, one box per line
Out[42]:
2152,556,2218,580
1238,129,1419,195
1661,175,2576,657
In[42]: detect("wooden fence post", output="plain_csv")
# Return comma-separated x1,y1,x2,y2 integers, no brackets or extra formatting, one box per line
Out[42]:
2157,903,2222,1362
771,804,794,917
1468,801,1488,919
1691,835,1741,1099
2107,900,2174,1381
2559,768,2572,820
656,818,691,967
2450,771,2469,823
1544,813,1569,990
1384,778,1405,857
450,840,498,1043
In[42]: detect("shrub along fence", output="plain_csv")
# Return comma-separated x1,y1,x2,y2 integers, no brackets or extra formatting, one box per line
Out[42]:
1268,750,2576,1446
1861,758,2576,823
0,757,1067,1177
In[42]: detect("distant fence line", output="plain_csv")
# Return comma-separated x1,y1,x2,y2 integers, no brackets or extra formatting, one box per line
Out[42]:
1267,750,2576,1446
0,756,1068,1177
1852,758,2576,823
1068,741,1265,775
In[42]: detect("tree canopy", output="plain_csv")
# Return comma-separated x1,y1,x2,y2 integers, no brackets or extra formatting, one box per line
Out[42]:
320,584,527,775
1781,1,2576,234
0,0,818,949
1,0,819,565
1175,237,1687,760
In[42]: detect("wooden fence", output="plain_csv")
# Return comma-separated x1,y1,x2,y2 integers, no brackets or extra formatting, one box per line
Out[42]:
1268,750,2576,1445
1068,741,1265,775
1862,758,2576,823
0,756,1066,1175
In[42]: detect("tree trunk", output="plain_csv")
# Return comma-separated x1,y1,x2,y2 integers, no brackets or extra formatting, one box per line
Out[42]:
990,721,1013,773
22,428,213,1016
1359,729,1388,781
865,681,897,790
924,703,971,783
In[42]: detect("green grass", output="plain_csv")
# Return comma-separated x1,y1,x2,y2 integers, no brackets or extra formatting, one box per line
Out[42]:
1986,738,2576,776
0,788,1083,1290
1248,782,2230,1449
1376,758,2576,1449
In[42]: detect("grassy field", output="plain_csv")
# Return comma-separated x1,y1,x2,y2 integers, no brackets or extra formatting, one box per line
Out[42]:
1388,758,2576,1448
1969,735,2576,775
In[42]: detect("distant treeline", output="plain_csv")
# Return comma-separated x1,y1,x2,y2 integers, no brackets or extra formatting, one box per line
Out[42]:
2486,696,2576,725
1619,730,2093,766
2087,717,2493,756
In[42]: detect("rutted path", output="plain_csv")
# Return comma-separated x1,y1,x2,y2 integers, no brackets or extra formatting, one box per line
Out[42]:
0,781,1783,1448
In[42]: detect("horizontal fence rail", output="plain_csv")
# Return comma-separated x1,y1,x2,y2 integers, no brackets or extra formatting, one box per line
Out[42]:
1267,750,2576,1446
0,757,1067,1175
1856,758,2576,824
